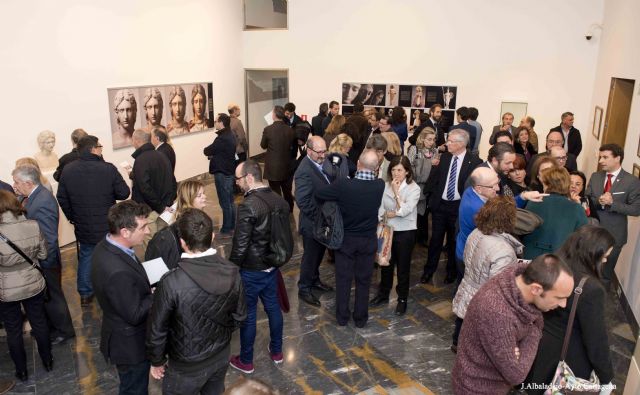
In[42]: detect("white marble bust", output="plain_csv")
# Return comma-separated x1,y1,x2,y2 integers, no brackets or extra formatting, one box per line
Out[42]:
34,130,59,171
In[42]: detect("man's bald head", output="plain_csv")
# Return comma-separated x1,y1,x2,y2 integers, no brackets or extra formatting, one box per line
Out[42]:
470,167,501,200
549,146,569,167
306,136,327,164
358,149,380,172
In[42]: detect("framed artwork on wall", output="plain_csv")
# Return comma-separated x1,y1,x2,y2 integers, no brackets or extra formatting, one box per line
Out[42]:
633,163,640,178
592,106,603,140
637,135,640,158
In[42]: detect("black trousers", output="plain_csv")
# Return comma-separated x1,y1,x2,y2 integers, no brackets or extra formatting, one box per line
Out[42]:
116,360,150,395
416,210,430,245
424,200,459,279
163,360,228,395
42,267,75,338
378,230,416,300
335,234,377,326
298,234,326,294
0,291,51,373
268,179,294,212
452,316,464,346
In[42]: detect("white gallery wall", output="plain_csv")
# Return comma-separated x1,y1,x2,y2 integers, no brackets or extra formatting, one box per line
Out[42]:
0,0,244,183
242,0,605,163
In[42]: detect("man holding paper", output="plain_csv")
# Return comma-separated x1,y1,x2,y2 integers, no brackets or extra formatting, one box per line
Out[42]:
147,208,246,394
91,201,153,395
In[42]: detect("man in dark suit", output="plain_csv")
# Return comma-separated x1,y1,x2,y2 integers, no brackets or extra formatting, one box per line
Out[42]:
527,131,577,174
408,104,445,149
311,102,328,136
294,136,332,307
488,112,517,145
320,101,340,135
451,107,477,150
261,105,297,211
421,129,482,284
315,149,385,328
284,102,302,128
150,127,176,172
92,201,152,395
130,129,177,249
57,135,130,305
586,144,640,288
12,165,75,344
53,128,87,182
550,111,582,157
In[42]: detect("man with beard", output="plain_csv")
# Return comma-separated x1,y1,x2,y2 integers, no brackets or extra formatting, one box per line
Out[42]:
408,104,445,149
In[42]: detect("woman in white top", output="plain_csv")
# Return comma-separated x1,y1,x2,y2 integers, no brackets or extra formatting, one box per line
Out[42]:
370,156,421,315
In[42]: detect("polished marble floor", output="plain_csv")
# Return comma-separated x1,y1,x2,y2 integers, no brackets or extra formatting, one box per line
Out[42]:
0,180,636,394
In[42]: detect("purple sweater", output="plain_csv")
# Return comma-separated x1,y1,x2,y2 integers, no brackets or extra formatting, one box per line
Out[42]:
452,264,544,395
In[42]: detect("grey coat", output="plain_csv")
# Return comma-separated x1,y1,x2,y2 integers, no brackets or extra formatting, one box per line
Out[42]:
586,169,640,246
452,229,523,319
0,212,47,302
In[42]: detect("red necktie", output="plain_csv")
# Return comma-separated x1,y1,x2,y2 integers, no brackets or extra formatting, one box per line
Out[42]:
604,174,613,193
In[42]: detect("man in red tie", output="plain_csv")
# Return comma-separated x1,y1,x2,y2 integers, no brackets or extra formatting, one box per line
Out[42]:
586,144,640,289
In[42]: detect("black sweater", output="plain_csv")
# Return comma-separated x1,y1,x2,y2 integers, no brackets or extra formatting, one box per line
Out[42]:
315,177,384,237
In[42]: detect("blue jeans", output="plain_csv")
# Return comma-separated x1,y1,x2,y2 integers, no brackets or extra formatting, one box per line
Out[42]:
116,360,150,395
77,242,96,297
214,173,235,233
239,269,283,364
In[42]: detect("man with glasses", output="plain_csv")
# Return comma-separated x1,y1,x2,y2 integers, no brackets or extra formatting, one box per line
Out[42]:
549,146,577,172
57,135,130,306
294,136,333,307
527,130,577,174
421,130,482,285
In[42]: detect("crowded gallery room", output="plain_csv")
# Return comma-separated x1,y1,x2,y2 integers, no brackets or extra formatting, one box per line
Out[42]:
1,0,640,394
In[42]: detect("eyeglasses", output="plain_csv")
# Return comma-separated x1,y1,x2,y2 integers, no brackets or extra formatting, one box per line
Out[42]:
96,145,103,148
307,147,327,155
446,139,463,144
477,184,499,189
235,174,247,181
554,156,568,161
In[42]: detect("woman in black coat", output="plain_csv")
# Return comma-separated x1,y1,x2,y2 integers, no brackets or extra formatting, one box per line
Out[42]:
514,127,537,163
524,225,616,394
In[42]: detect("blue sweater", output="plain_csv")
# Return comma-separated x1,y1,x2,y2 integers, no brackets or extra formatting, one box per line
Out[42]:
456,187,486,261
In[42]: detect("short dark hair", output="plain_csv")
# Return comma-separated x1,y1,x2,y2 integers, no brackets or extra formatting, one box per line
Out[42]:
241,159,263,182
319,102,328,115
365,134,388,151
546,130,565,144
599,143,624,164
284,102,296,112
215,113,230,128
456,106,470,121
151,127,168,143
353,102,364,113
71,128,88,145
468,107,479,121
524,116,536,128
107,201,151,235
569,170,587,198
273,106,285,120
391,106,406,125
494,130,514,143
387,156,414,184
522,254,573,292
372,112,383,122
77,135,99,154
488,142,515,162
329,100,339,109
429,104,442,114
176,208,213,252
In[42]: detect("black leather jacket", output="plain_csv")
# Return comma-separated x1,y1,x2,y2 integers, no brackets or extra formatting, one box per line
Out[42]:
229,187,290,271
146,254,246,369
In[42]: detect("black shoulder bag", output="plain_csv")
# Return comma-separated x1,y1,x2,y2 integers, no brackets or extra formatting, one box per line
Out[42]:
0,231,50,302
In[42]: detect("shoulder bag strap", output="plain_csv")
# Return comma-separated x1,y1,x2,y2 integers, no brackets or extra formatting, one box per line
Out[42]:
560,276,589,360
0,231,35,266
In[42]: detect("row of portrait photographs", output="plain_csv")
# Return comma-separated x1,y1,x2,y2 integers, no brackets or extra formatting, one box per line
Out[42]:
342,83,458,110
342,105,457,130
107,82,214,150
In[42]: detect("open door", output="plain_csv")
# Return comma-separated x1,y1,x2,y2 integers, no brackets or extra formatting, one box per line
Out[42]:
602,78,635,147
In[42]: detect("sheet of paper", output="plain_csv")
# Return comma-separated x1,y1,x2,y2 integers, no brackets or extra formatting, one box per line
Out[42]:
264,111,274,126
159,203,177,225
120,161,133,172
142,257,170,285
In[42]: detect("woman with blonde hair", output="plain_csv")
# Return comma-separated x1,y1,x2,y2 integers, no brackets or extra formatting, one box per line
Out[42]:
381,131,402,160
15,158,53,193
323,114,345,148
145,180,208,268
323,133,354,181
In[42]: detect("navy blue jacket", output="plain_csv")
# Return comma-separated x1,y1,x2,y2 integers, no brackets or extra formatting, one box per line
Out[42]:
0,180,12,193
204,127,236,176
294,156,330,237
24,185,60,268
131,143,177,214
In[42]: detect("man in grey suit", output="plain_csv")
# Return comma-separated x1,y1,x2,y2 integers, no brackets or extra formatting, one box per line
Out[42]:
488,112,517,145
586,144,640,288
294,136,333,307
12,165,75,344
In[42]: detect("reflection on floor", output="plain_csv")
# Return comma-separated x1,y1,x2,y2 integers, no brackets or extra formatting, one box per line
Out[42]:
0,181,636,394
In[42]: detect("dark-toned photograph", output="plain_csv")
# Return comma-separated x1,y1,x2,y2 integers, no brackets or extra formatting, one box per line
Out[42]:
398,85,413,107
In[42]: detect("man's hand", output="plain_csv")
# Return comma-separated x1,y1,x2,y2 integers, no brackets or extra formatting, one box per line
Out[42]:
521,191,549,202
599,192,613,206
500,124,509,132
150,365,165,380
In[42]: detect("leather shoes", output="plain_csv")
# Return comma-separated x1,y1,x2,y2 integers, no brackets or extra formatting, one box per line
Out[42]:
15,371,27,382
298,292,321,307
369,294,389,307
395,299,407,315
80,295,93,306
43,357,53,372
0,378,15,394
444,276,457,284
51,334,74,346
313,281,334,292
420,273,433,284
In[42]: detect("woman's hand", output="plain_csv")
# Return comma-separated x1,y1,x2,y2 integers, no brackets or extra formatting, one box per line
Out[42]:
386,210,397,218
570,191,581,204
391,179,402,194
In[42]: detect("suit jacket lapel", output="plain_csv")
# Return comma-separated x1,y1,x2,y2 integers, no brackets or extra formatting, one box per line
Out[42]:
611,170,627,193
105,241,149,285
307,156,329,184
